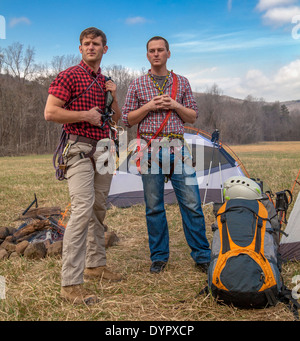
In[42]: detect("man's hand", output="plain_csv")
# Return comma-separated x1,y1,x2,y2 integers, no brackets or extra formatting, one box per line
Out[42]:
148,94,196,124
85,107,103,126
148,94,179,111
127,94,196,126
105,79,121,123
85,80,119,126
105,79,117,99
157,94,179,110
44,82,120,126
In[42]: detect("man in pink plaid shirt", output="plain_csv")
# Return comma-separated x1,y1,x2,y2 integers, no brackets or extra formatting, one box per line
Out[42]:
122,60,198,142
122,36,211,274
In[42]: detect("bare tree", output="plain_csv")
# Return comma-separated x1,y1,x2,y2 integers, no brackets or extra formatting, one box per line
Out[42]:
194,83,223,132
1,43,300,157
50,54,81,75
2,42,36,81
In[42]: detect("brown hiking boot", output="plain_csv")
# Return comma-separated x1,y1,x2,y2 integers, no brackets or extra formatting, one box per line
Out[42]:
84,266,122,282
60,284,99,305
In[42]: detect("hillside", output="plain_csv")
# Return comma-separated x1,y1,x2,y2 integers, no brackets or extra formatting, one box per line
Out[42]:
194,91,300,114
0,72,300,156
282,100,300,113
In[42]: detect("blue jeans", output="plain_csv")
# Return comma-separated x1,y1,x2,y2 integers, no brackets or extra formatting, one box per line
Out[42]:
141,146,211,264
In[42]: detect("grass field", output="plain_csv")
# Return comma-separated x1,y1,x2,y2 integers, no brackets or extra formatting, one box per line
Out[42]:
0,141,300,322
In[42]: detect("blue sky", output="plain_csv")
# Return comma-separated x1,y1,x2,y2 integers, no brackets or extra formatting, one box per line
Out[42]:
0,0,300,102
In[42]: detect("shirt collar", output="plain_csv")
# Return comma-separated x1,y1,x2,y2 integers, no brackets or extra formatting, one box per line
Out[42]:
147,69,173,87
80,60,102,78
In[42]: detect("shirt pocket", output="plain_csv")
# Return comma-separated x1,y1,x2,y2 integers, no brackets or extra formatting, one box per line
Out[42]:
136,84,157,107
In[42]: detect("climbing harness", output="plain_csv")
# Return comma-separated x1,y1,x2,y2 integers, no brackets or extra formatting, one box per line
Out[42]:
53,65,121,180
135,71,178,175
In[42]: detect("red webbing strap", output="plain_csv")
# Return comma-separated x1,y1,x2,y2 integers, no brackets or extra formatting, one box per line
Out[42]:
136,72,178,172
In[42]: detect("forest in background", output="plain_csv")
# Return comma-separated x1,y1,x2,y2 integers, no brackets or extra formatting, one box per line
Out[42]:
1,42,300,156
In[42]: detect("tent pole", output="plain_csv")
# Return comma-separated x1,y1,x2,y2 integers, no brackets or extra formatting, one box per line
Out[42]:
291,169,300,195
203,159,213,205
218,154,223,203
203,129,220,205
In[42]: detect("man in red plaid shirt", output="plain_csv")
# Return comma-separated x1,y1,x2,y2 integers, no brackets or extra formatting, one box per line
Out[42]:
122,36,211,274
44,27,122,305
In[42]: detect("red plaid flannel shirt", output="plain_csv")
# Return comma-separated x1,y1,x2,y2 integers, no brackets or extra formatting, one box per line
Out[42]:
122,71,198,141
48,60,109,140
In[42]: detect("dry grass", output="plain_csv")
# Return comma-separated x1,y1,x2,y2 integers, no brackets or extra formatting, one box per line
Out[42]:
232,141,300,154
0,142,300,321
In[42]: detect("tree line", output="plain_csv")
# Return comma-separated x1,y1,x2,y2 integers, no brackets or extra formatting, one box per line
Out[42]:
194,85,300,144
0,42,299,156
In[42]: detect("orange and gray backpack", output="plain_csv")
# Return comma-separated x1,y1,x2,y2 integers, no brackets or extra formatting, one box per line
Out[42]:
207,198,283,308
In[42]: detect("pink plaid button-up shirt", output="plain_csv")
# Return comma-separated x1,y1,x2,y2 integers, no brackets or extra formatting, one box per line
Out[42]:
122,71,198,141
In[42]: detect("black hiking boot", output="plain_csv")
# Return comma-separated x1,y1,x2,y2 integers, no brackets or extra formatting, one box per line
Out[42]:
195,262,210,273
150,261,167,274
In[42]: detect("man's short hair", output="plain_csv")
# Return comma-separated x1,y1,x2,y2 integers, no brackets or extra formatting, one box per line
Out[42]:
80,27,107,46
146,36,169,51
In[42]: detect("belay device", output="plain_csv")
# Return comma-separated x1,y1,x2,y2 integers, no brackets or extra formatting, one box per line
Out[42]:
100,77,119,156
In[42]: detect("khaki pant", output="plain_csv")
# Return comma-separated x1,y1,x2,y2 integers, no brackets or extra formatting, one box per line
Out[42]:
61,141,113,287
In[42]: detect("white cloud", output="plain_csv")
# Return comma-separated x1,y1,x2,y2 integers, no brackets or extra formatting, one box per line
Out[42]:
186,67,218,81
256,0,298,12
186,67,241,95
192,76,241,94
228,0,233,11
262,5,300,26
172,32,198,40
241,60,300,100
245,69,271,89
274,59,300,83
125,16,148,25
9,17,31,28
188,59,300,101
171,33,294,54
255,0,300,27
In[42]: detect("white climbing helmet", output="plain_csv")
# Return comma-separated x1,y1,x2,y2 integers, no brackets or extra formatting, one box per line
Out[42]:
223,176,262,200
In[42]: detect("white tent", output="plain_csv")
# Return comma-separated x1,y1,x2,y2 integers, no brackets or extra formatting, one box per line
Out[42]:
279,192,300,261
107,129,247,208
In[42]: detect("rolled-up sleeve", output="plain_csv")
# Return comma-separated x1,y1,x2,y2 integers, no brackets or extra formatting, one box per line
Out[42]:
181,77,198,119
122,81,140,128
